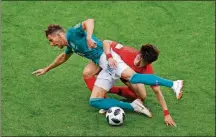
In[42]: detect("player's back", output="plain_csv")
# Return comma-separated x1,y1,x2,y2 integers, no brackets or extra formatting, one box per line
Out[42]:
66,23,103,64
111,42,153,74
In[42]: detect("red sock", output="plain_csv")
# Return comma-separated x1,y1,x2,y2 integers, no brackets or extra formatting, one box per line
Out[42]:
83,76,96,91
83,76,107,98
109,86,138,100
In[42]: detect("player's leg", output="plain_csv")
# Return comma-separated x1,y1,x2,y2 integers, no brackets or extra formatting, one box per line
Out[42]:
107,50,183,100
82,61,137,100
90,87,152,117
103,82,148,114
99,79,145,114
89,70,152,117
89,86,134,110
89,70,133,111
108,78,138,101
82,61,101,91
126,82,147,101
121,67,183,100
117,79,146,101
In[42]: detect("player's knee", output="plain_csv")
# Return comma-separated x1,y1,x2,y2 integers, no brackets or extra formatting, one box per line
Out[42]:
83,68,93,78
83,65,101,79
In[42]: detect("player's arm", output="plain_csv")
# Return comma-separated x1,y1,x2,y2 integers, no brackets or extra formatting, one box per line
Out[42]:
82,19,94,40
44,52,72,72
82,19,96,48
32,52,72,76
143,65,176,127
152,86,176,127
103,40,113,55
103,40,118,69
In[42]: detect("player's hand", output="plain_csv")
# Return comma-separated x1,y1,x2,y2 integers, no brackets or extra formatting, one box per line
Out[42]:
32,68,48,76
164,114,176,127
87,37,97,48
108,58,117,69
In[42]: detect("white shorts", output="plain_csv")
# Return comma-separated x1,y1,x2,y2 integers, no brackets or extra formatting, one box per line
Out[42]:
94,47,129,91
94,69,116,91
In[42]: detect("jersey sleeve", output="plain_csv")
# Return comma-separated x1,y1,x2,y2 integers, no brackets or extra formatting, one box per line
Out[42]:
64,46,74,55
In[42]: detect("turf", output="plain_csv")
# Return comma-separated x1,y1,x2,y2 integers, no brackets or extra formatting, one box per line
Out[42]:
1,1,215,136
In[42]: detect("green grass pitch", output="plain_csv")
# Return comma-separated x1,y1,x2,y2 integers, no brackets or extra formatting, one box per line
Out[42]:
1,1,215,136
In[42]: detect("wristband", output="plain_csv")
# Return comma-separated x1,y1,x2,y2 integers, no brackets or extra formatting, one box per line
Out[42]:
106,54,113,60
163,110,169,116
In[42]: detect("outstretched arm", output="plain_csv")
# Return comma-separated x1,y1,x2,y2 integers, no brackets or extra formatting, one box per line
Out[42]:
32,52,72,76
152,86,176,127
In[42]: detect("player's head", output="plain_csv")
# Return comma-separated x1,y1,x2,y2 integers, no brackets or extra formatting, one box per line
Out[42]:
140,44,159,64
135,44,159,67
45,24,67,49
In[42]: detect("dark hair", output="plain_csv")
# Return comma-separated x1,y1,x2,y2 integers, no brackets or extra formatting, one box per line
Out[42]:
140,44,160,64
45,24,65,37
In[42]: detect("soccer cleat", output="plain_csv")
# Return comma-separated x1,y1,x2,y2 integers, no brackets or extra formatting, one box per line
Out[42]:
131,99,152,118
172,80,184,100
99,109,107,114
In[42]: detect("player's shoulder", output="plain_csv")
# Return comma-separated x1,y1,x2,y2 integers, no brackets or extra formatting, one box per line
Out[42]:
73,23,82,29
124,46,137,50
111,41,139,53
110,41,122,49
67,23,83,32
122,46,139,54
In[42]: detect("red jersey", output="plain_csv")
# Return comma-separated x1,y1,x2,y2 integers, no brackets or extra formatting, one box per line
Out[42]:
110,41,154,74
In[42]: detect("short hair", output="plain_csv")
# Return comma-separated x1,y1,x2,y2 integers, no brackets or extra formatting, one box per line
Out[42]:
140,44,160,64
45,24,65,37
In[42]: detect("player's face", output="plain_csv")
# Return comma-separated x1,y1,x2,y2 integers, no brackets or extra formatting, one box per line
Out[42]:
47,34,65,49
134,54,145,68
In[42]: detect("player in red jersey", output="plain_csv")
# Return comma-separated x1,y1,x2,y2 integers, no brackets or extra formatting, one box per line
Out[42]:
108,41,157,100
83,40,177,127
105,40,177,127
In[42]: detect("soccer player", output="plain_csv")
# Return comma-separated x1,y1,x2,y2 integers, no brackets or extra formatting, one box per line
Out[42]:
103,40,179,126
32,19,183,123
